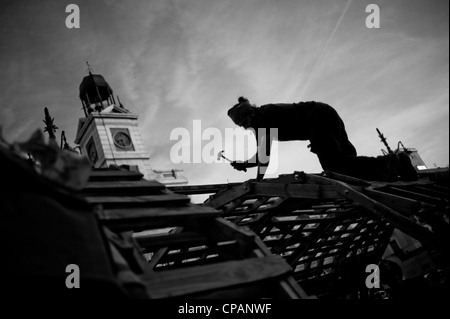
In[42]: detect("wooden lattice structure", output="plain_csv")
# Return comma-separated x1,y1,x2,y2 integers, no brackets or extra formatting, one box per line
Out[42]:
84,168,308,299
201,171,449,298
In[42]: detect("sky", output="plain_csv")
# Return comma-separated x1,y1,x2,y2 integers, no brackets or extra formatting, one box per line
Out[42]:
0,0,448,189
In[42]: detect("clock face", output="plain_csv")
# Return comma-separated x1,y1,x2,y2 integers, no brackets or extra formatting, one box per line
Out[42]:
87,141,97,163
113,131,132,149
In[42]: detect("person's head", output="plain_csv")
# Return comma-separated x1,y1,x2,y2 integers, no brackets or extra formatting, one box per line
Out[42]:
228,96,257,129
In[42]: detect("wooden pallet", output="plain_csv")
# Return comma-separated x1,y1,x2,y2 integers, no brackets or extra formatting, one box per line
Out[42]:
202,171,449,297
85,168,309,299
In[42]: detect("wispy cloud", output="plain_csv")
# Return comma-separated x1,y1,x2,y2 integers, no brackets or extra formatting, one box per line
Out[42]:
0,0,448,187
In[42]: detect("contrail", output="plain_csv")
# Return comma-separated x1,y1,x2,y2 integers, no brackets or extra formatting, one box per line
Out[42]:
300,0,353,98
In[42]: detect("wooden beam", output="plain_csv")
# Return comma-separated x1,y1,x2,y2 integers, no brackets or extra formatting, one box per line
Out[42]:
146,227,183,270
308,175,445,252
143,256,292,298
364,188,435,216
89,170,143,181
365,188,450,243
135,231,209,251
252,182,345,199
86,193,190,206
84,180,166,194
205,181,253,208
168,183,241,195
97,204,219,231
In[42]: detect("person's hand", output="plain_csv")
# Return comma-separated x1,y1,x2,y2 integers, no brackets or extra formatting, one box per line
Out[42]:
231,161,247,172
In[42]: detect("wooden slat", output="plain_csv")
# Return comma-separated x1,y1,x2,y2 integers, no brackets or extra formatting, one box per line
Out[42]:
84,180,166,194
321,171,371,186
252,182,344,199
146,227,183,270
410,185,449,198
143,255,292,298
151,242,239,268
388,187,444,205
89,170,144,181
168,183,241,195
97,204,220,231
86,193,190,206
136,231,210,251
205,182,253,208
365,188,435,216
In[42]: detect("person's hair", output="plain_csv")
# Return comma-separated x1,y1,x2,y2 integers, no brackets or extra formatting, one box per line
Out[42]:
227,96,257,124
238,96,249,104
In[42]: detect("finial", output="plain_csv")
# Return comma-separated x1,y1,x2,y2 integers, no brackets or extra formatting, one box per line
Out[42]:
86,61,93,75
43,107,58,141
61,131,69,149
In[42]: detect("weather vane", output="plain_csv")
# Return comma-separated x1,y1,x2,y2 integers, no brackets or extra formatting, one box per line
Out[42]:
86,61,93,74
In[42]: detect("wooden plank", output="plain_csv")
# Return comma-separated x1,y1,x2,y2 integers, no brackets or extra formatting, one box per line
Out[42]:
410,185,449,198
168,183,241,195
136,231,210,251
146,227,183,270
205,182,253,208
252,183,343,199
84,180,166,193
143,255,292,298
309,175,444,251
153,254,222,271
365,188,435,216
86,193,190,206
365,189,450,243
270,211,363,226
388,187,444,205
151,242,239,268
89,169,143,181
97,204,220,231
322,171,371,186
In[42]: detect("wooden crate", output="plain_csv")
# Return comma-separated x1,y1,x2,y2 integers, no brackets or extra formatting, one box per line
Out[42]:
85,168,309,299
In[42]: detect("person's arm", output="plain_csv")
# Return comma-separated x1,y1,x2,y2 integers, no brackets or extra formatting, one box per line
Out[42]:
230,128,265,171
230,127,274,178
230,160,257,171
255,128,273,180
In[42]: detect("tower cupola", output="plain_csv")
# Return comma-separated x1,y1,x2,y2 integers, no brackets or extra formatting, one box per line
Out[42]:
79,64,116,116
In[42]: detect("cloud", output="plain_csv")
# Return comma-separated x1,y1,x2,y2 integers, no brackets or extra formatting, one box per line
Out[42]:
0,0,448,188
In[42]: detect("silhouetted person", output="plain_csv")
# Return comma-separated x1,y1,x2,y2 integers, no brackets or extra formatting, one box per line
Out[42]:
228,97,418,181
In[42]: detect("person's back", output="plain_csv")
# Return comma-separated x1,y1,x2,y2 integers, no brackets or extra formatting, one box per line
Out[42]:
254,101,332,141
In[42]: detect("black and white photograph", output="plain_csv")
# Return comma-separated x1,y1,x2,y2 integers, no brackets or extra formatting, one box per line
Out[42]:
0,0,448,306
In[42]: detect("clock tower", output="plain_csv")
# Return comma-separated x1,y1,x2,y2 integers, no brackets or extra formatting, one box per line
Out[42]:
74,69,162,182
